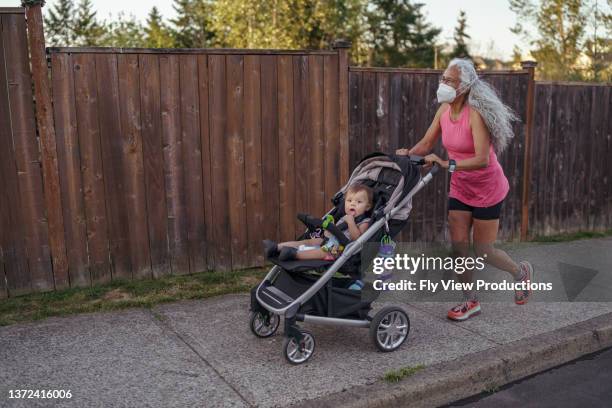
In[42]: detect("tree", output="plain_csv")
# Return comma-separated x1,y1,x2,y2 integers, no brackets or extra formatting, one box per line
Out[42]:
210,0,367,62
44,0,76,46
102,13,146,48
366,0,441,67
144,7,174,48
583,0,612,81
510,0,588,80
450,10,471,59
73,0,105,46
171,0,216,48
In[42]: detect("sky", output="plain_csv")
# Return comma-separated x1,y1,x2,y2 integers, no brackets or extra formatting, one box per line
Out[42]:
0,0,527,60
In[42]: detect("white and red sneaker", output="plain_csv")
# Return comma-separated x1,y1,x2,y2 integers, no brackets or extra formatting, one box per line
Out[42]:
515,261,534,305
447,300,481,321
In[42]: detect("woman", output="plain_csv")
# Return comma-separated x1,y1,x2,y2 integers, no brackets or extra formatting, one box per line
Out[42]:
396,58,533,321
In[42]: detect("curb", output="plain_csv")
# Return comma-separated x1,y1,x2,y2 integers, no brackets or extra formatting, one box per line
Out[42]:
293,311,612,408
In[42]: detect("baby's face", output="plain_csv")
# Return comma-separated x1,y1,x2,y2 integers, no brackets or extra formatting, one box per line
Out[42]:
345,190,370,217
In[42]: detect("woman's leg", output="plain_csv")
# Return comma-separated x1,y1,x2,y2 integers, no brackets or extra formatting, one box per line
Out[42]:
472,218,534,304
472,219,520,278
448,210,475,299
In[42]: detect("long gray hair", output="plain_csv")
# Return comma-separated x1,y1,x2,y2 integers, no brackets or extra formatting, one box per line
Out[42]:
449,58,519,153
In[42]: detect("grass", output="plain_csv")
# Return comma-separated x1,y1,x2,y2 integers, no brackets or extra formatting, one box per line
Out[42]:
531,229,612,243
483,384,500,394
383,364,425,383
0,267,267,327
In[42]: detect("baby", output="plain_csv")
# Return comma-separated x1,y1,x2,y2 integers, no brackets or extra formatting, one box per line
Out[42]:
263,183,373,290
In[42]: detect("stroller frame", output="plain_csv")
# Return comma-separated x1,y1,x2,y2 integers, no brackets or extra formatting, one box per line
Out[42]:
252,158,440,363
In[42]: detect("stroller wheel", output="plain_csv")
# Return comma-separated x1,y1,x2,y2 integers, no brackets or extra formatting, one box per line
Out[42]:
370,306,410,352
283,330,316,365
249,311,280,338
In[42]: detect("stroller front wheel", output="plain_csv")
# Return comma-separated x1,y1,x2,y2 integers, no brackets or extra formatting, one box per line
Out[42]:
283,330,316,365
249,311,280,338
370,306,410,352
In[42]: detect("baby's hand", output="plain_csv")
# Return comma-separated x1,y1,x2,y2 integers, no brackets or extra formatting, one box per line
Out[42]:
344,214,356,224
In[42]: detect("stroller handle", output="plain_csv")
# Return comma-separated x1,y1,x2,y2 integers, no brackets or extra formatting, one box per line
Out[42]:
429,162,440,175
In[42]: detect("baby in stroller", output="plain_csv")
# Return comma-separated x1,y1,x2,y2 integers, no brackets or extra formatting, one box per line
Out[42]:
263,183,374,290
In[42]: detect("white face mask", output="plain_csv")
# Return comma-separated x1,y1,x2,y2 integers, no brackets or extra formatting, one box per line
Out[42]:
436,83,457,104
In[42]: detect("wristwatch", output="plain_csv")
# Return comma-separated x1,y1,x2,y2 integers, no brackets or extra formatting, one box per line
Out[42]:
448,159,456,173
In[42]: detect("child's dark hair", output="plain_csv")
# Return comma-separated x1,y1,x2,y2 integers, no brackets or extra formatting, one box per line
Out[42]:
346,183,373,206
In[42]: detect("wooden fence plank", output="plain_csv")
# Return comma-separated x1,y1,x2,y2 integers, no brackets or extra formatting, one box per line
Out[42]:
0,14,30,295
308,55,325,217
260,55,280,243
51,53,89,286
139,54,171,277
277,55,296,242
361,71,376,160
3,13,53,291
244,55,265,267
226,54,248,269
159,55,190,274
95,53,132,279
293,55,311,236
348,70,362,171
117,54,152,279
375,73,390,153
198,54,215,270
179,54,207,274
73,53,110,285
208,55,232,270
323,54,340,205
26,5,69,286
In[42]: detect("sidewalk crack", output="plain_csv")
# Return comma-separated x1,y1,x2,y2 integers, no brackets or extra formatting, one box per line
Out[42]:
148,309,253,407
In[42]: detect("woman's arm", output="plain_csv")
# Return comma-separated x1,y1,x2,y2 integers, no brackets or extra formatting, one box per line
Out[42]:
424,109,491,171
396,103,447,156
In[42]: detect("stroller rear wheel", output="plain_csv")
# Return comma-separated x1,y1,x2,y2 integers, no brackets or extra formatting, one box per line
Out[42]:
283,330,316,365
249,311,280,338
370,306,410,352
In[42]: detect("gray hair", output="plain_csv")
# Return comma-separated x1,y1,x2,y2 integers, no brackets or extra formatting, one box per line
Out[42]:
448,58,519,153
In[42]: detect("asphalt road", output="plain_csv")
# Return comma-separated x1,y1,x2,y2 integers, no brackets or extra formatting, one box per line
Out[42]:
447,347,612,408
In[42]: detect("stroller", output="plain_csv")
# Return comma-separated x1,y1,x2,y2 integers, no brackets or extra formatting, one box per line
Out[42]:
249,153,439,364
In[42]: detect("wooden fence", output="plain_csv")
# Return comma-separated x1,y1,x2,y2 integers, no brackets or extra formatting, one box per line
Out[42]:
529,82,611,236
46,46,350,290
0,5,610,297
348,67,530,242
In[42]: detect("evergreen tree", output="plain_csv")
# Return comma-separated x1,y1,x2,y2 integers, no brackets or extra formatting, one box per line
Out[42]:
366,0,441,67
144,7,174,48
73,0,105,46
450,10,471,59
44,0,75,46
102,13,146,47
171,0,216,48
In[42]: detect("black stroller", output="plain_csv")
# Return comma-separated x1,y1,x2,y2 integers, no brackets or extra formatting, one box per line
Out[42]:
249,153,439,364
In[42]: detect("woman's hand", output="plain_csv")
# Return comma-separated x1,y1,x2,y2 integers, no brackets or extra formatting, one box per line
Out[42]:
424,153,449,169
395,148,410,156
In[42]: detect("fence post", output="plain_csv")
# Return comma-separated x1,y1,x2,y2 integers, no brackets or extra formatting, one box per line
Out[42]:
23,0,68,287
333,40,351,182
520,60,537,241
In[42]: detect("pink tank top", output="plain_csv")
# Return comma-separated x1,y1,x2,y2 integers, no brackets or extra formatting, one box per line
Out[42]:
440,104,509,207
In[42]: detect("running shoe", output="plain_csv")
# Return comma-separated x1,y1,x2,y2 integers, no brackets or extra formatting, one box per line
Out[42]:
515,261,534,305
447,300,481,321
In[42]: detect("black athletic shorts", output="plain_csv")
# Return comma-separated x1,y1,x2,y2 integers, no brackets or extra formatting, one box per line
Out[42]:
448,197,503,220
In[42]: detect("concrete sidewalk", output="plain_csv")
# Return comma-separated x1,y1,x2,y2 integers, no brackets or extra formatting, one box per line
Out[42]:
1,237,612,408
